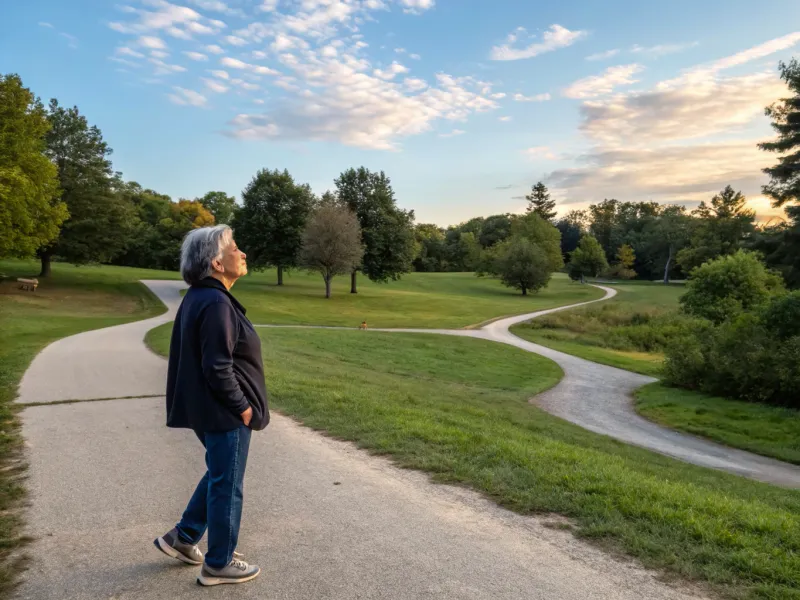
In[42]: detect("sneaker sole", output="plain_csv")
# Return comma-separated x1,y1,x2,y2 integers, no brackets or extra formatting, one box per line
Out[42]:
153,537,203,566
197,567,261,586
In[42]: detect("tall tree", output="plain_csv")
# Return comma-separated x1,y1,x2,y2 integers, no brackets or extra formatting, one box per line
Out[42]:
643,205,690,284
300,203,364,298
479,213,513,248
555,209,586,262
525,182,556,221
676,186,755,272
567,235,608,283
0,74,66,258
413,223,447,272
335,167,415,293
759,59,800,288
509,211,564,271
40,99,135,276
233,168,315,285
588,199,623,262
198,190,236,224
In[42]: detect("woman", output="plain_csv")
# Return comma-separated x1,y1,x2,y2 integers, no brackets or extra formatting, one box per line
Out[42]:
154,224,269,586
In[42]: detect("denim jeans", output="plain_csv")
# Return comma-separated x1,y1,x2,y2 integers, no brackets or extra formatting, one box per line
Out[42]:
175,425,251,568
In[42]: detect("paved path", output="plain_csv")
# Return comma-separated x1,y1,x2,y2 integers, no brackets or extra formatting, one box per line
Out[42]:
16,281,709,600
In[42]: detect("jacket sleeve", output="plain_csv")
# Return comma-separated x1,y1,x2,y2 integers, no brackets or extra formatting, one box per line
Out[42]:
198,301,251,416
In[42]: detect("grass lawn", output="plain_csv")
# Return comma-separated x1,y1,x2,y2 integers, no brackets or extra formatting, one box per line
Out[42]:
147,325,800,600
636,383,800,466
231,270,604,328
510,281,685,377
0,259,178,598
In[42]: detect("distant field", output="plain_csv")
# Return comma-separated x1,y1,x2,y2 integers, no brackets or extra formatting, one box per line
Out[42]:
510,281,686,377
227,269,605,328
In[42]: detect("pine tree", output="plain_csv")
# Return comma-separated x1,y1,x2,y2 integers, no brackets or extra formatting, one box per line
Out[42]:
525,182,556,221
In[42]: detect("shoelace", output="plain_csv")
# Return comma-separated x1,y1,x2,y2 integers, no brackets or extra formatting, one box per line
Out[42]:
230,558,248,571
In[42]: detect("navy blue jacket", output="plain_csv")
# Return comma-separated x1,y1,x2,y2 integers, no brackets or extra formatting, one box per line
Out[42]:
166,277,269,433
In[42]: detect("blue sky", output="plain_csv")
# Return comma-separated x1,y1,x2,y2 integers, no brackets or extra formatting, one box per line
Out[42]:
2,0,799,225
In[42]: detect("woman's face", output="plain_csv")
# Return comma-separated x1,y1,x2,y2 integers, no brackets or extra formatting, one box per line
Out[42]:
214,237,248,280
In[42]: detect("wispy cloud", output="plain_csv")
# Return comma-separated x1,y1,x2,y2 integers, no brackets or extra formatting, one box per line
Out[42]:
498,116,512,122
630,42,698,57
184,51,208,61
513,92,550,102
490,24,586,61
586,49,619,61
439,129,465,138
524,146,557,160
38,21,54,29
563,64,643,99
168,86,208,106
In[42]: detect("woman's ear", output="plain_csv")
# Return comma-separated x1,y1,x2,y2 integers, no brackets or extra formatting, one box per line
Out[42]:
211,258,225,274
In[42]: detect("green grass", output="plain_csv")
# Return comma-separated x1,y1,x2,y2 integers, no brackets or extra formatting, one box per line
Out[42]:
510,281,686,377
231,270,604,328
147,324,800,600
0,259,177,598
636,383,800,466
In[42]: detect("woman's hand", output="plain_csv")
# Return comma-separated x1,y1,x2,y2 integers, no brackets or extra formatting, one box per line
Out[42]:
241,406,253,427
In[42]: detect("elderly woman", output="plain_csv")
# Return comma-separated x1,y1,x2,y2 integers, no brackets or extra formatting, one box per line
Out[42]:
154,225,269,587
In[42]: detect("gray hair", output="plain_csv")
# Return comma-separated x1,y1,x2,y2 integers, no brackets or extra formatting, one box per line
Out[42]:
180,225,234,285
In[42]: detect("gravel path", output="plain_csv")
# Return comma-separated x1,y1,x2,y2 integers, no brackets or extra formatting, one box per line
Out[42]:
15,280,711,600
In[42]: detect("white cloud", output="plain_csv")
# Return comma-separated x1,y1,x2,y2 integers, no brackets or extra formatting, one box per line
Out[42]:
38,21,54,28
106,0,225,39
225,35,248,46
252,50,268,59
374,61,408,80
586,49,619,61
513,92,550,102
579,71,786,145
150,57,187,75
260,0,279,10
321,44,338,57
409,53,421,60
404,77,427,91
563,64,643,99
630,42,698,57
187,0,229,13
490,24,586,61
231,78,260,91
150,49,170,59
184,51,208,61
439,129,465,138
525,146,557,160
167,26,193,39
117,46,145,58
499,116,512,122
221,56,279,75
109,56,141,68
491,92,506,99
202,77,229,92
138,35,166,49
702,32,800,74
399,0,434,14
394,47,406,54
168,86,208,106
206,44,224,54
253,98,265,104
210,69,230,79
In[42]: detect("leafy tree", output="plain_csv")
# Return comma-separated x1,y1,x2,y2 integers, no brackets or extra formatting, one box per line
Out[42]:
233,169,315,285
413,223,447,272
642,205,690,284
39,99,135,276
680,250,785,324
525,182,556,221
0,74,66,258
588,199,623,261
335,167,415,292
567,235,608,283
509,211,564,270
479,213,513,248
448,231,482,271
300,203,363,298
605,244,637,279
676,186,755,272
555,210,586,262
484,236,552,295
198,191,236,224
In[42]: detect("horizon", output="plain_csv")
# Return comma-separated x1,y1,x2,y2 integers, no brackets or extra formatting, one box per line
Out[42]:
2,0,799,227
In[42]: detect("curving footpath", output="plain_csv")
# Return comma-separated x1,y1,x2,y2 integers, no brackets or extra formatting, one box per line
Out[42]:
16,280,710,600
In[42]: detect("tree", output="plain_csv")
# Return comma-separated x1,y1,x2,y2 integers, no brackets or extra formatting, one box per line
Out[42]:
0,74,66,258
233,169,315,285
485,236,552,296
413,223,447,272
335,167,415,293
300,203,363,298
588,199,623,262
760,59,800,208
525,182,556,221
198,191,236,224
676,186,755,272
479,214,513,248
509,211,564,271
448,231,482,271
567,235,608,283
555,210,586,262
606,244,637,279
680,251,785,324
642,205,690,284
40,99,135,276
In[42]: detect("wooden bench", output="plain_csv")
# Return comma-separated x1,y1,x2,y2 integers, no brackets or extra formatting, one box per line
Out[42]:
17,278,38,292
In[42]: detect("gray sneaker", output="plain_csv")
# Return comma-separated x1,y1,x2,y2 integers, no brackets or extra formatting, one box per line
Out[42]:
153,528,203,565
197,558,261,586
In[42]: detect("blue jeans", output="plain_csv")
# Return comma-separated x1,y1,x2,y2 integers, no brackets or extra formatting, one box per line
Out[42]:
175,425,251,568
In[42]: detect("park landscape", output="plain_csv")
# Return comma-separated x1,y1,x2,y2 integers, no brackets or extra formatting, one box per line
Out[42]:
3,5,800,600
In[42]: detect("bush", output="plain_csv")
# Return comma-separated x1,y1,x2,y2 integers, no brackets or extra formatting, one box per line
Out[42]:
680,250,784,323
665,292,800,408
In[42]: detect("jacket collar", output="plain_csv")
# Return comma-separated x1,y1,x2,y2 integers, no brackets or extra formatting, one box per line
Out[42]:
194,277,247,315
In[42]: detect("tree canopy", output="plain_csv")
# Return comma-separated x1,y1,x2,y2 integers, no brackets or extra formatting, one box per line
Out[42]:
198,190,237,224
525,182,556,221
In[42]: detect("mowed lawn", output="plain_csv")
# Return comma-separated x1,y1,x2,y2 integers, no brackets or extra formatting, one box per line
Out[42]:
147,324,800,600
232,269,604,328
510,280,685,377
0,259,178,598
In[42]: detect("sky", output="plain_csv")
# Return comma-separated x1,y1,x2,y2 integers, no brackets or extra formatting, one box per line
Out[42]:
2,0,799,226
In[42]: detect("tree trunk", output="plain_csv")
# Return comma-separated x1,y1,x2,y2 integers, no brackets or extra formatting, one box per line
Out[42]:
325,276,332,299
580,274,585,284
350,270,357,294
39,252,52,278
521,286,527,296
277,265,284,286
663,245,673,285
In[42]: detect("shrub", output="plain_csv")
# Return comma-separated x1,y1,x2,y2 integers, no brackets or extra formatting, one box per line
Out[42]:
679,250,784,324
